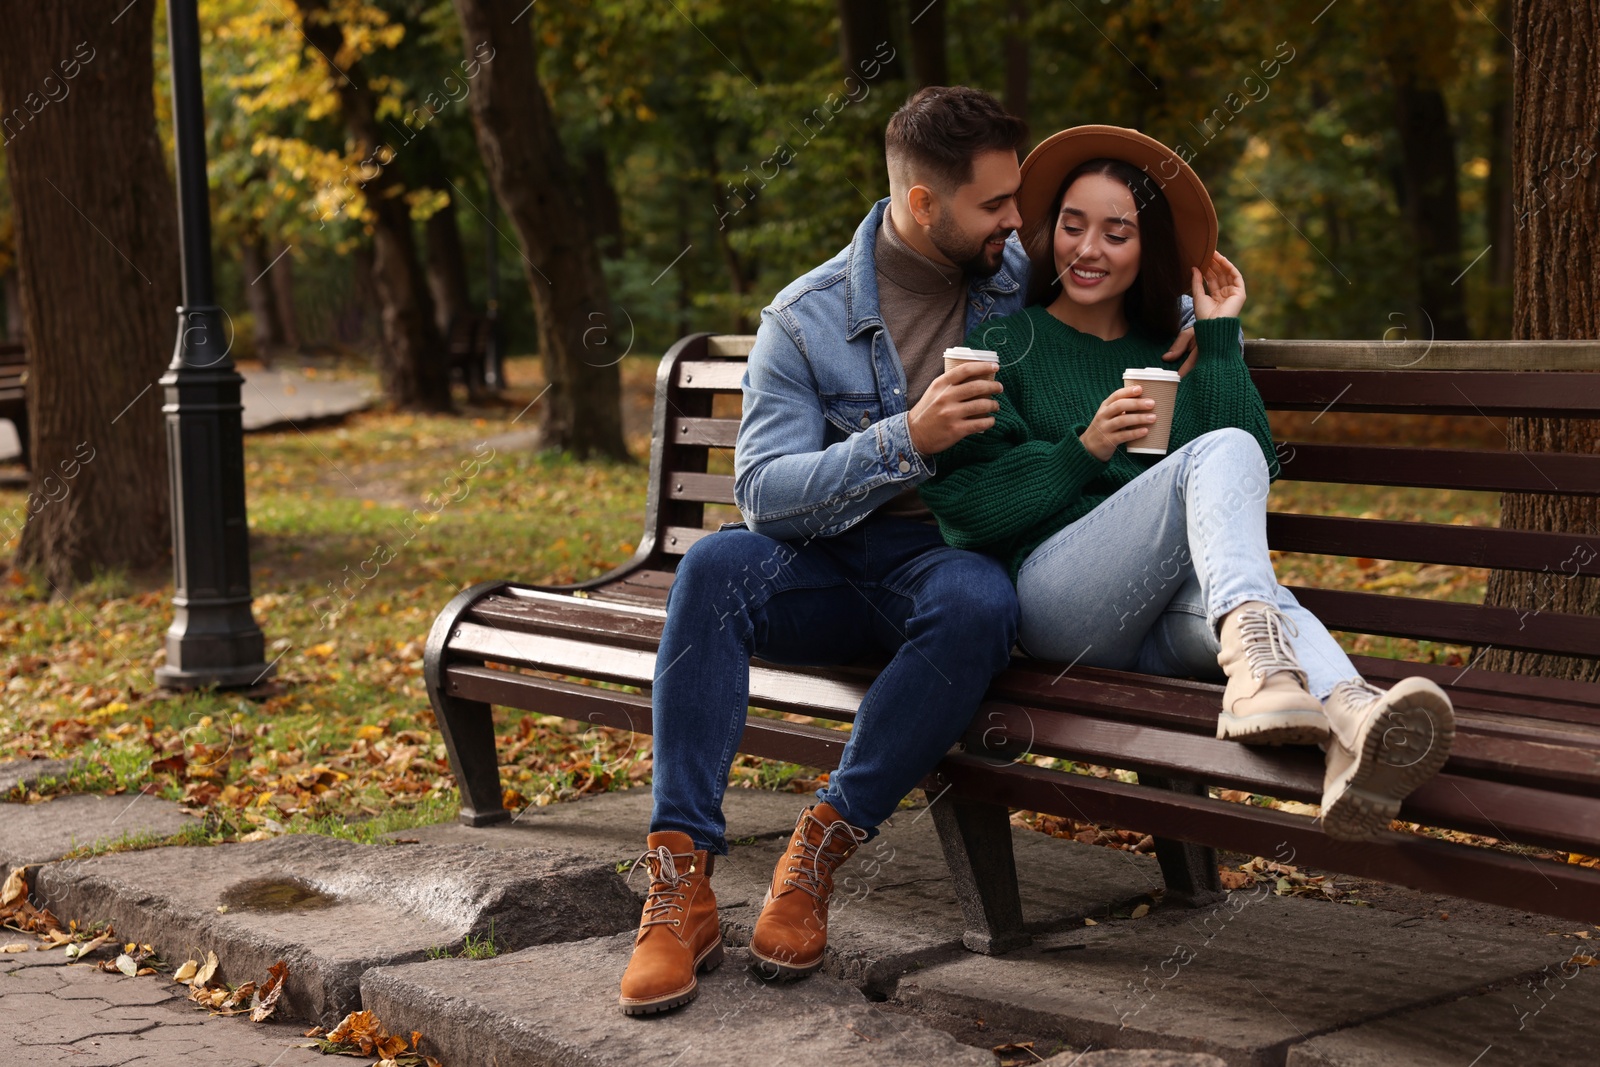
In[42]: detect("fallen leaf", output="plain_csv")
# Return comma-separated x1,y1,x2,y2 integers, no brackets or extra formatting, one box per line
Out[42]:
251,960,289,1022
115,953,137,977
0,867,27,908
1130,903,1150,919
173,959,198,983
193,949,219,987
1,943,28,953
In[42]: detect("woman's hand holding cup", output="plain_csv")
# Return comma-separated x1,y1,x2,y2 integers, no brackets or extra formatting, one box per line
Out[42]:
1190,250,1246,320
1080,384,1157,463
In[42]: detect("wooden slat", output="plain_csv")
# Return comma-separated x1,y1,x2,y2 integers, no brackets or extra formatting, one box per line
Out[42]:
661,525,713,554
676,361,747,391
671,416,740,448
444,665,849,770
706,336,756,357
1266,513,1600,576
1243,338,1600,371
1252,369,1600,416
1353,655,1600,720
448,622,869,718
667,471,736,504
1278,442,1600,494
937,755,1600,925
1289,586,1600,659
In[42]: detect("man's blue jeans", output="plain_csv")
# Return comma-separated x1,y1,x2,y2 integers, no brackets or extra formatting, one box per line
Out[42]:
649,514,1019,854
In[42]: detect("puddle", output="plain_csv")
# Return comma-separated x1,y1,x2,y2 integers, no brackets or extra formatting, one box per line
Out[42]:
219,876,338,912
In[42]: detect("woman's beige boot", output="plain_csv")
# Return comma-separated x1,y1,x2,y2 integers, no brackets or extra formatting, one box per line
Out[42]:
1215,601,1330,745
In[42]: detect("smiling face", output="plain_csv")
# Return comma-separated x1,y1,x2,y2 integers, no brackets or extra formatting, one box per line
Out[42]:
924,148,1023,279
1051,171,1142,310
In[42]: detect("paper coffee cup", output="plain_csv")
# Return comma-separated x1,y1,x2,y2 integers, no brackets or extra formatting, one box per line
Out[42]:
1123,367,1181,454
943,347,1000,377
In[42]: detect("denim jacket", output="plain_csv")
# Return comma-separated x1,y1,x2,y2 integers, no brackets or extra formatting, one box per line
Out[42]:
732,195,1195,542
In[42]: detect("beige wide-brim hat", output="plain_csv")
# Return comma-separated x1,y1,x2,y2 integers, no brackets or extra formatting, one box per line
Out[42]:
1018,125,1218,273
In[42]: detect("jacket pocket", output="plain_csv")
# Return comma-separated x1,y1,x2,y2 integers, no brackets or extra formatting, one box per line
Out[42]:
821,393,883,436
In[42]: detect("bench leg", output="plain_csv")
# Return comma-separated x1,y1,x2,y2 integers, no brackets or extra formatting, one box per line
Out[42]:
930,793,1033,955
433,688,510,827
1137,773,1226,908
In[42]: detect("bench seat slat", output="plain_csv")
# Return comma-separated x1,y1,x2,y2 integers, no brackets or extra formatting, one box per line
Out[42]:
1279,442,1600,494
1288,586,1600,659
1252,369,1600,416
938,754,1600,927
1267,512,1600,576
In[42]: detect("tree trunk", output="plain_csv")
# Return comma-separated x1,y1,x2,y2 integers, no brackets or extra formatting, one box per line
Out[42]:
450,0,627,459
297,0,452,412
1004,0,1030,132
1,269,22,342
241,233,286,365
268,240,303,351
583,146,624,260
1386,69,1471,339
1480,0,1600,682
412,130,474,340
1485,0,1514,298
908,0,947,88
0,0,178,584
837,0,903,79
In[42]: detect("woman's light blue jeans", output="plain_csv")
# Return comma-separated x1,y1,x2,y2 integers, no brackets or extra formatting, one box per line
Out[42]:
1015,427,1358,699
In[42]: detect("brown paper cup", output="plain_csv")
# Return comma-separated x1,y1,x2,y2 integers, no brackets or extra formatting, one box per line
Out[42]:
1123,368,1181,454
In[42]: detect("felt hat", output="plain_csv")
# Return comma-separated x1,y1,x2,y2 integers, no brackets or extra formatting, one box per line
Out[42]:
1017,124,1217,272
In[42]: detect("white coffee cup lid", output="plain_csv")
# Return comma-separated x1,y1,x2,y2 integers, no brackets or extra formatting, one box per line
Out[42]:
1122,367,1181,382
945,347,999,361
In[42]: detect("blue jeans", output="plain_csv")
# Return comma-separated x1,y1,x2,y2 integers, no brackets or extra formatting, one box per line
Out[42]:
1015,427,1358,699
650,514,1019,854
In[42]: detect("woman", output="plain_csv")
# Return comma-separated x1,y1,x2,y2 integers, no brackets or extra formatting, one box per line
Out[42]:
919,125,1455,842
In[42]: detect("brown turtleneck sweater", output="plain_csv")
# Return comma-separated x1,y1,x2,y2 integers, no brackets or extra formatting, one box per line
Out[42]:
874,207,969,520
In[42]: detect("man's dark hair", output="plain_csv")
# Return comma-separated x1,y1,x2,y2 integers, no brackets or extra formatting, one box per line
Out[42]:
1024,157,1185,342
885,86,1029,194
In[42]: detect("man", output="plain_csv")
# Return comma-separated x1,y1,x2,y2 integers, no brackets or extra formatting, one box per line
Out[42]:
619,87,1197,1016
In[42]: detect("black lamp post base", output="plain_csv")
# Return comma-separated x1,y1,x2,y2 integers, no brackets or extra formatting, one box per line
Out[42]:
155,660,276,691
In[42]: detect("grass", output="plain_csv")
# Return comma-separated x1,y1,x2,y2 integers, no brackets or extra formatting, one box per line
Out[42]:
0,355,1519,860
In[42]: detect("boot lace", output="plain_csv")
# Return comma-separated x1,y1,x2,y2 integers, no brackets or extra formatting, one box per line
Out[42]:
1238,607,1307,684
1331,678,1387,709
628,844,696,930
781,814,868,901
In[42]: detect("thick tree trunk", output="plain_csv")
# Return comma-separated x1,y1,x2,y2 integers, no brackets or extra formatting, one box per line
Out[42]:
241,234,286,364
412,131,474,340
1004,0,1030,131
0,1,178,585
450,0,627,459
1387,73,1471,339
837,0,903,79
1480,0,1600,682
298,0,452,412
267,240,302,351
908,1,947,88
1485,0,1514,298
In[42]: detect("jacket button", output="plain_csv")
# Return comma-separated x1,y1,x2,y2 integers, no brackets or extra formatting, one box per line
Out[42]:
898,459,911,473
859,412,871,428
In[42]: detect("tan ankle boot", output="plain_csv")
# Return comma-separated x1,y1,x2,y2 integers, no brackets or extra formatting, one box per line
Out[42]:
1319,677,1455,841
618,831,723,1016
748,802,867,979
1215,601,1330,745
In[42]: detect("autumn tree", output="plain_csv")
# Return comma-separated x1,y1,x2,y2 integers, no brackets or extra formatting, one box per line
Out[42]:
296,0,453,412
1481,0,1600,682
450,0,626,459
0,0,179,584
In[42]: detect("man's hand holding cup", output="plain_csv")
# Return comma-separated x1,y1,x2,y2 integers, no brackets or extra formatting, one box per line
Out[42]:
909,348,1002,456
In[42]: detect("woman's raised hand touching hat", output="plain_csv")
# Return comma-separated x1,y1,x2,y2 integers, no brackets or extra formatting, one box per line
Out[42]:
1191,251,1246,321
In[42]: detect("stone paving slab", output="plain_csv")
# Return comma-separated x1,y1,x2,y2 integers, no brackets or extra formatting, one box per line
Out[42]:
890,889,1567,1067
1,793,195,867
713,805,1161,991
1064,1053,1229,1066
31,833,642,1028
362,931,996,1067
1284,952,1600,1066
1,940,326,1066
0,757,80,796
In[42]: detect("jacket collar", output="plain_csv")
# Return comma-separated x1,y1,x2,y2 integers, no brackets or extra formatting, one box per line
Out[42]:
845,197,1023,340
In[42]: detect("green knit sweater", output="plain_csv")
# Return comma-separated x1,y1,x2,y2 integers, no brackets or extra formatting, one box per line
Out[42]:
919,306,1279,581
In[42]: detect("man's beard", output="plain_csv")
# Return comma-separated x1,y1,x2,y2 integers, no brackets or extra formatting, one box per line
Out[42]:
929,213,1011,280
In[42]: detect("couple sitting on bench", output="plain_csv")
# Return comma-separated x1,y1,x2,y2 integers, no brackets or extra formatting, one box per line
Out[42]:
619,86,1457,1016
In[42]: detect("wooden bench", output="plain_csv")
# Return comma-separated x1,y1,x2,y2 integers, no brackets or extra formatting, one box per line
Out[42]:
0,341,28,470
425,331,1600,953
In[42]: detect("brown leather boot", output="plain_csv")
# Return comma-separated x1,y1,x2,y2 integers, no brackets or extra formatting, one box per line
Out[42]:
748,802,867,980
618,831,723,1016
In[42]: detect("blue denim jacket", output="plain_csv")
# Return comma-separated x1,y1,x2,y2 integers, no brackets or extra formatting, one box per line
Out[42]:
733,196,1194,541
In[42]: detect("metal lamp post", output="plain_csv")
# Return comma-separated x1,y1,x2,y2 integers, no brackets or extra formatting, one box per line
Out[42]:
154,0,273,690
